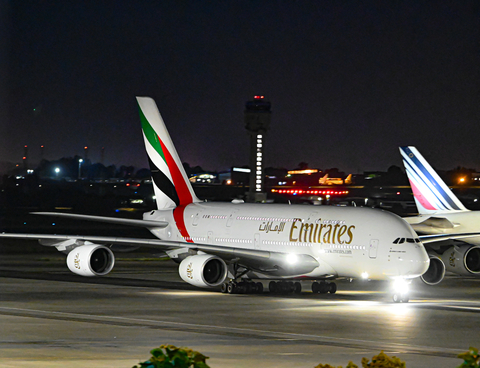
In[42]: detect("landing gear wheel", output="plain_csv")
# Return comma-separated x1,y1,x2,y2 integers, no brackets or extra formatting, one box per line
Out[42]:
319,282,329,294
329,282,337,294
269,281,277,293
393,293,409,303
294,282,302,294
221,283,228,293
256,282,264,294
227,282,237,294
312,282,320,293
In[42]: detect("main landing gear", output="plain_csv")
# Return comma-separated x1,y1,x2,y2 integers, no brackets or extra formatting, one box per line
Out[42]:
268,281,302,294
312,281,337,294
221,280,338,295
221,280,263,294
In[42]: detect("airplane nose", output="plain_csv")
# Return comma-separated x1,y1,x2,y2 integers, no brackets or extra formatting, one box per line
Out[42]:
408,244,430,277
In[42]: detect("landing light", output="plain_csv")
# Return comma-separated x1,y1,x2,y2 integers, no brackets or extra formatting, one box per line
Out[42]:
392,278,410,294
361,272,369,280
286,253,298,265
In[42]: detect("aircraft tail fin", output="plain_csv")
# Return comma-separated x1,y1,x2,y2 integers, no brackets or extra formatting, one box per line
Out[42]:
399,146,468,214
319,174,328,185
137,96,201,209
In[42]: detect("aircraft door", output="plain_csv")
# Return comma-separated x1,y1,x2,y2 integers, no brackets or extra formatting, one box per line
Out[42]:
369,239,379,259
254,233,261,250
226,210,238,227
207,231,213,244
192,211,202,226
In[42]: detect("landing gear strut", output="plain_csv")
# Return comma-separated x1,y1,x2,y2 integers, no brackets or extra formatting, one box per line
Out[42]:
221,264,263,294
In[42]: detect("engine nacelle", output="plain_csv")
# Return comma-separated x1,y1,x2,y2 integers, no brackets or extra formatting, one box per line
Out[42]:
179,254,228,288
420,251,446,285
67,244,115,276
441,245,480,276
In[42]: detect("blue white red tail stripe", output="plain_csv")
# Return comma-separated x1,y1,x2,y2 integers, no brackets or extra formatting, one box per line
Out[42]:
399,146,467,214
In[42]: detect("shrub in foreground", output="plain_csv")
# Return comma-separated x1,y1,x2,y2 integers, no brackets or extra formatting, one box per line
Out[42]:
132,344,210,368
132,345,479,368
315,350,405,368
457,347,480,368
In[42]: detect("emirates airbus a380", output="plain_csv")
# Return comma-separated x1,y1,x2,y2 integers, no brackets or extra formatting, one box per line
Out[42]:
0,97,429,302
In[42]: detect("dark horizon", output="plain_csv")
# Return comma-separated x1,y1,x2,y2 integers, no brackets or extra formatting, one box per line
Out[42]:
2,1,479,174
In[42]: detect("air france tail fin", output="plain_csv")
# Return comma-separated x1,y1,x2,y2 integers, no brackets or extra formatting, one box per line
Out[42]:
137,96,201,209
399,146,468,215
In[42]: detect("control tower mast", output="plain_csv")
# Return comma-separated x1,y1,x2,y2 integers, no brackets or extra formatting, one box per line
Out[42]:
244,96,271,202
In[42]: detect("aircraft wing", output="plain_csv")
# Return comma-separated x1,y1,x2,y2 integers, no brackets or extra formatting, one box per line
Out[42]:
0,233,319,276
419,233,480,244
30,212,168,228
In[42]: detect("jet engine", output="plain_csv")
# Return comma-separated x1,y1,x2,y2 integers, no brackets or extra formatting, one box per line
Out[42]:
67,244,115,276
441,245,480,276
421,245,480,285
420,251,446,285
179,254,228,288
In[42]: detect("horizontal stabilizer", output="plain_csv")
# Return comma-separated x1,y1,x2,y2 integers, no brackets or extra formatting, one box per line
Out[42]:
418,216,456,229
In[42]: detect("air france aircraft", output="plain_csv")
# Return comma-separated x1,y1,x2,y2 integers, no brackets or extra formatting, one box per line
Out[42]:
400,146,480,285
0,98,429,302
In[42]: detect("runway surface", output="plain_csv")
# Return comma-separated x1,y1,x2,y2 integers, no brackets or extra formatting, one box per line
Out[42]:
1,239,479,368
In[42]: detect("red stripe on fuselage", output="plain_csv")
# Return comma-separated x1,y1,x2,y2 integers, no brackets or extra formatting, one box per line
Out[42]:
158,135,193,206
173,205,194,243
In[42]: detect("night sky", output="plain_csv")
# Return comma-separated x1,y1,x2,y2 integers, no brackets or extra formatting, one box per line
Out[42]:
2,1,479,174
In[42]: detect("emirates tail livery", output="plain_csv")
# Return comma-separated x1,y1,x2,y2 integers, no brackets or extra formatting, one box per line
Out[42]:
400,146,480,285
0,98,429,302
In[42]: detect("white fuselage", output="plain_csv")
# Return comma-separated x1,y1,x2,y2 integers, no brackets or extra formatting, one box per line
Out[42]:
145,203,429,281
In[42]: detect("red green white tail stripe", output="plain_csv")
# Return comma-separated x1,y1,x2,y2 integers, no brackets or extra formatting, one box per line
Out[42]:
137,96,200,209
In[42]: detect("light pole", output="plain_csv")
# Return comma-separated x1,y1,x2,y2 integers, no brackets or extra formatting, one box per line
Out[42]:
78,158,83,179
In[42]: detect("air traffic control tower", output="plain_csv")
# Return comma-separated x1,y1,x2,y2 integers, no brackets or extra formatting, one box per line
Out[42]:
245,96,271,202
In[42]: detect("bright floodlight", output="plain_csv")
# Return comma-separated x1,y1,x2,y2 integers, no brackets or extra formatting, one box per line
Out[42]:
393,278,410,294
286,253,298,265
55,167,60,173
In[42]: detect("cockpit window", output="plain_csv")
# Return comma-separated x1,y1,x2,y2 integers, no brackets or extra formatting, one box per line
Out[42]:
394,237,417,244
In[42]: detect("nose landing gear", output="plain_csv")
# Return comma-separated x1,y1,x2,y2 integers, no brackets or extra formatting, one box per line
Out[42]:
392,293,409,303
391,278,411,303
